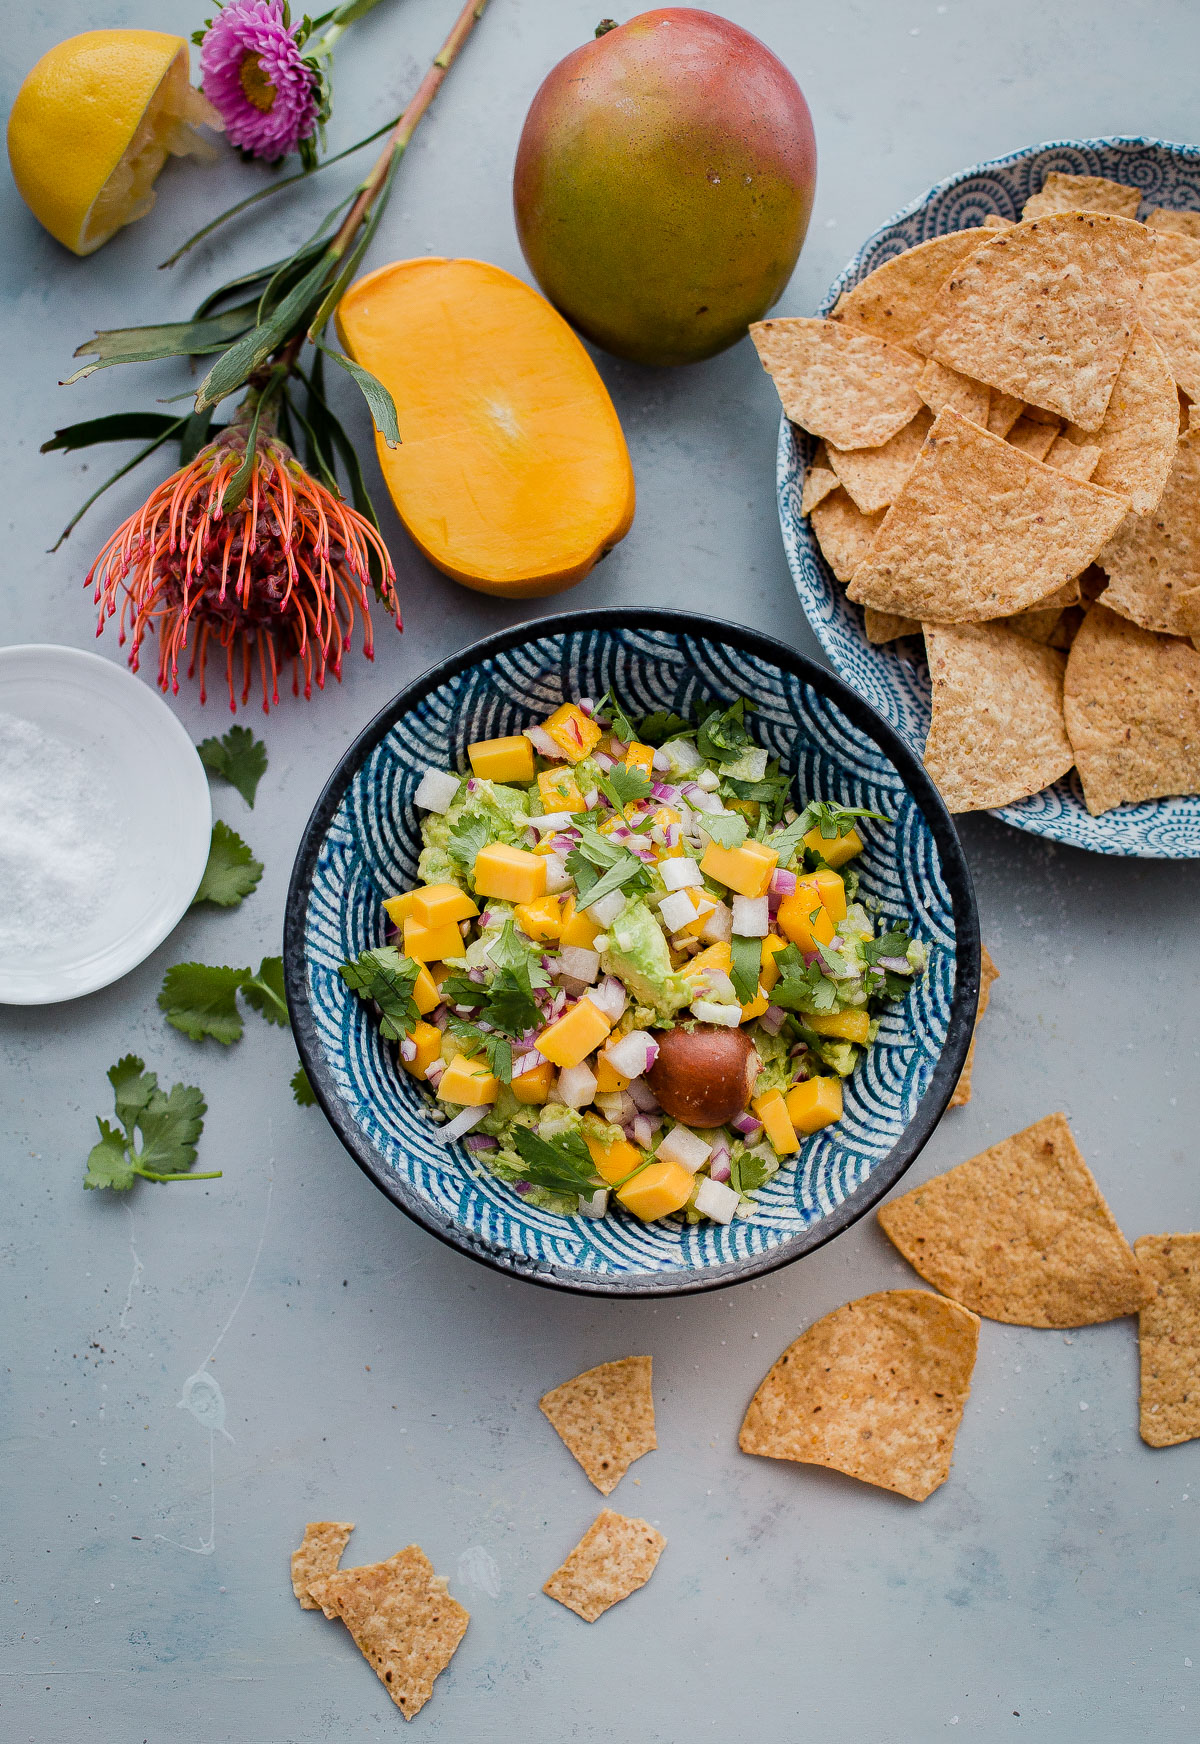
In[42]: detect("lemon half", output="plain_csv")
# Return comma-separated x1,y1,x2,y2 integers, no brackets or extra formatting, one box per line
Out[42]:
7,30,219,256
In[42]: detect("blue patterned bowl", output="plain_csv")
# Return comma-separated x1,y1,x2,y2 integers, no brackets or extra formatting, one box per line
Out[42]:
284,611,979,1295
779,136,1200,858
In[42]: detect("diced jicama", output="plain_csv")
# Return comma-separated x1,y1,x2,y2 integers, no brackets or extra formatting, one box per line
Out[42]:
686,787,725,814
527,810,574,834
579,1188,609,1218
695,768,720,791
587,889,626,928
731,895,769,937
694,1175,740,1223
543,853,572,894
657,1124,712,1173
414,767,460,813
557,945,600,984
587,977,628,1022
690,999,741,1026
660,856,703,891
626,1076,660,1113
699,901,733,945
658,889,700,934
605,1029,658,1079
594,1089,636,1123
557,1061,598,1109
434,1104,491,1143
524,725,561,757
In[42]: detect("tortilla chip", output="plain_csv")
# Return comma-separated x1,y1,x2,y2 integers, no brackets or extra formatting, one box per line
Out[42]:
801,444,840,515
847,408,1130,622
312,1545,468,1720
1000,606,1064,643
1021,171,1141,221
826,410,932,514
1135,1234,1200,1447
1150,230,1200,274
738,1290,979,1502
1063,603,1200,813
1141,261,1200,402
986,389,1025,437
292,1521,354,1613
1096,428,1200,634
878,1114,1150,1327
542,1511,665,1622
982,213,1014,229
1048,605,1086,649
539,1356,656,1495
922,621,1074,810
833,228,992,349
750,318,924,451
948,943,998,1107
1045,434,1101,481
810,489,885,583
927,212,1152,430
864,607,920,643
917,358,990,424
1007,415,1061,460
1146,207,1200,236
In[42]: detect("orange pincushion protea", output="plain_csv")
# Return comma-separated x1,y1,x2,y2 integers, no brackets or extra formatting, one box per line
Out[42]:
87,427,399,712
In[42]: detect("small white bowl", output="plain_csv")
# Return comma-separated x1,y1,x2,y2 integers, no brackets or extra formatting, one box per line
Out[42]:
0,645,211,1004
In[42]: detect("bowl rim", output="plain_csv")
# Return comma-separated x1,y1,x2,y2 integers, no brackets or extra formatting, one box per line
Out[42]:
284,606,980,1297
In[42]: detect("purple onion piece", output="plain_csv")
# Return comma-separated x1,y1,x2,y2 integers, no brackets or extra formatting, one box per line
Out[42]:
760,1004,786,1035
465,1134,499,1152
876,955,913,975
731,1112,762,1138
626,1075,660,1113
770,868,797,896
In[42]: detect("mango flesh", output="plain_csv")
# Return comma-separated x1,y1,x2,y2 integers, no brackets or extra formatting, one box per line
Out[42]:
513,8,817,367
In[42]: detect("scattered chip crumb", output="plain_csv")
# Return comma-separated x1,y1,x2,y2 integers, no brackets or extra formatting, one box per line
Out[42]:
291,1521,355,1614
1136,1233,1200,1447
309,1544,468,1720
543,1510,666,1622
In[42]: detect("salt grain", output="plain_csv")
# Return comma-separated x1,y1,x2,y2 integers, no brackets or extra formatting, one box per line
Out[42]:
0,713,116,952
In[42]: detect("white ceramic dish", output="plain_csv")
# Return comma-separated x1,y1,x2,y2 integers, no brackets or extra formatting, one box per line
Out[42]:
0,645,211,1004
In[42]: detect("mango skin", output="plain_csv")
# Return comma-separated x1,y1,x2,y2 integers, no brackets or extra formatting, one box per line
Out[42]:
513,8,817,368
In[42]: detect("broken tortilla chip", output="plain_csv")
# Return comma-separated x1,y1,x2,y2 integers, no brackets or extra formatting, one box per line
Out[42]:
1021,171,1141,222
986,389,1025,437
917,358,990,424
864,607,920,643
1096,427,1200,633
1007,415,1061,460
800,444,840,515
982,213,1014,229
847,408,1129,622
928,211,1152,430
826,410,932,514
1135,1233,1200,1448
921,621,1074,810
1146,206,1200,236
1149,230,1200,274
810,489,885,583
948,943,998,1108
738,1290,979,1502
292,1520,354,1614
543,1510,665,1623
750,318,924,450
999,605,1065,643
832,228,991,349
1063,603,1200,813
311,1545,468,1721
878,1113,1150,1327
539,1356,656,1496
1141,260,1200,402
1076,323,1184,514
1044,434,1101,481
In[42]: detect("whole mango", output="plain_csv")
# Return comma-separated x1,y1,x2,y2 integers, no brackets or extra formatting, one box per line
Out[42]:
513,8,816,367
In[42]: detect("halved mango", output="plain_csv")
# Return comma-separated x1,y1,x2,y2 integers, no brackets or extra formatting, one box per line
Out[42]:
336,258,636,597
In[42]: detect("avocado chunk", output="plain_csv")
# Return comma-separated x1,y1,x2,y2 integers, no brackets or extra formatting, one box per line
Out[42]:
600,896,689,1018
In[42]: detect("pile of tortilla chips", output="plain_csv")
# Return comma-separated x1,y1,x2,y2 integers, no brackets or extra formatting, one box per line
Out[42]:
754,172,1200,817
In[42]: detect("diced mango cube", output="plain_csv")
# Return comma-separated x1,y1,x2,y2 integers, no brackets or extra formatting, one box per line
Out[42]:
785,1076,844,1134
538,766,586,813
812,868,847,922
777,884,836,953
543,702,603,764
436,1052,499,1105
537,998,614,1068
585,1130,643,1185
594,1052,631,1093
752,1088,801,1156
740,988,769,1023
468,734,535,785
805,1008,870,1045
559,897,601,950
413,964,441,1015
514,894,565,942
400,1020,443,1081
383,890,418,927
685,941,732,983
403,917,466,962
412,882,479,929
511,1059,555,1105
625,742,655,777
617,1157,695,1220
804,826,863,868
759,933,789,992
699,837,778,898
473,842,547,903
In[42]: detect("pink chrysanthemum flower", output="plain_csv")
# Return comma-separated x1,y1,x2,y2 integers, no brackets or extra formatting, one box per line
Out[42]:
200,0,319,162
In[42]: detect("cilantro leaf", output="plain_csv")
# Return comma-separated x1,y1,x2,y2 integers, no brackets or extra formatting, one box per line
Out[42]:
696,697,753,762
448,1020,514,1083
637,709,693,747
766,815,810,870
339,947,421,1042
108,1054,157,1142
486,918,549,985
135,1083,208,1177
241,955,288,1027
197,725,268,808
158,962,249,1044
85,1061,219,1191
862,921,913,966
730,1148,774,1195
722,766,792,825
440,971,486,1011
291,1063,317,1107
510,1126,600,1196
85,1118,136,1192
699,811,748,850
484,968,542,1041
595,690,639,746
770,945,840,1014
730,933,762,1005
596,761,653,811
794,799,889,843
446,812,489,872
192,821,263,908
565,828,650,909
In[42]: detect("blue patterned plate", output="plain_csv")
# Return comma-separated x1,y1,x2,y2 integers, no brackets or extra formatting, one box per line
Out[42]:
284,611,979,1295
779,136,1200,858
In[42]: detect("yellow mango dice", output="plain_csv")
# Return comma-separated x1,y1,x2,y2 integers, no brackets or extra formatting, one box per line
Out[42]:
686,941,732,982
413,964,441,1016
785,1076,844,1134
543,702,603,763
699,837,778,898
473,842,547,903
812,868,847,922
468,734,535,784
740,988,769,1023
752,1088,801,1156
804,825,864,868
624,742,655,777
401,1019,444,1081
594,1052,631,1093
514,894,565,942
511,1059,554,1104
537,997,613,1068
777,884,836,953
403,917,466,962
436,1053,499,1106
383,890,417,927
805,1008,870,1045
759,933,789,992
412,882,479,929
538,766,586,813
585,1130,643,1185
559,897,600,949
617,1157,695,1220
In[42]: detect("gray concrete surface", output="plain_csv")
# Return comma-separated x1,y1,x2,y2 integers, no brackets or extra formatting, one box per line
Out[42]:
3,2,1199,1739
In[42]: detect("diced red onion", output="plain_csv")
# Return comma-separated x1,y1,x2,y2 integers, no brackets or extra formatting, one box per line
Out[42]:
876,955,913,975
790,1041,809,1057
466,777,478,791
551,833,576,855
400,1035,417,1062
579,697,596,715
652,747,671,772
594,751,614,772
524,725,560,758
650,780,679,802
626,1075,660,1113
468,966,486,983
760,1004,786,1035
731,1112,762,1139
514,1180,532,1195
609,739,629,758
430,1004,448,1031
663,823,680,848
465,1134,498,1152
631,1114,655,1149
551,988,567,1015
708,1143,732,1183
582,788,598,809
512,1049,545,1077
770,869,797,897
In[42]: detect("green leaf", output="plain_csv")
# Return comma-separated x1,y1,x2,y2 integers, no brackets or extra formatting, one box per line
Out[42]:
730,1148,774,1196
135,1083,208,1177
730,933,762,1005
86,1063,217,1190
486,918,549,985
158,962,249,1044
696,698,753,763
771,950,840,1015
197,725,268,808
315,340,401,447
339,946,421,1042
192,238,330,319
595,691,638,746
242,955,289,1027
84,1118,136,1192
596,761,653,811
108,1055,157,1143
49,416,190,550
564,832,649,910
192,822,264,908
195,250,334,411
699,812,748,850
448,1021,514,1084
765,815,810,870
64,303,260,383
510,1126,599,1197
483,969,542,1041
637,709,693,747
722,767,792,825
40,413,182,454
291,1063,318,1107
795,799,889,844
446,811,489,872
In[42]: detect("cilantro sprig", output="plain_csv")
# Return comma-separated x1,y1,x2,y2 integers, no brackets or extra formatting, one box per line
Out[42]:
197,725,268,809
442,921,547,1081
730,1148,774,1195
636,709,693,747
85,1056,219,1192
699,812,748,850
339,947,422,1041
730,933,762,1005
446,811,489,872
510,1126,601,1196
566,826,652,910
594,760,654,813
696,697,754,763
158,956,288,1044
768,942,840,1015
192,820,263,908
